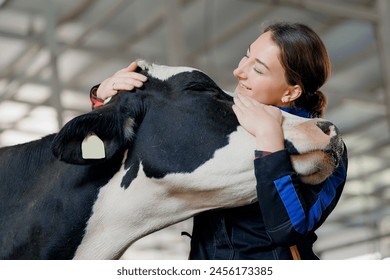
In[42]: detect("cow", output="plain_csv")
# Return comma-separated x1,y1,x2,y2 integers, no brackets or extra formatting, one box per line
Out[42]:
0,60,344,260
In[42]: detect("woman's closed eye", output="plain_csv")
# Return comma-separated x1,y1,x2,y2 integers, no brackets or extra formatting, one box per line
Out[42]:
253,67,263,74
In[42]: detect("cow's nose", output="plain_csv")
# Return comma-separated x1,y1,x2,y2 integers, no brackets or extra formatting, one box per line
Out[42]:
316,121,334,136
316,120,343,166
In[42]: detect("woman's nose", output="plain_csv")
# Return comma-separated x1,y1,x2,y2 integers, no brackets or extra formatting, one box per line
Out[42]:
233,61,248,79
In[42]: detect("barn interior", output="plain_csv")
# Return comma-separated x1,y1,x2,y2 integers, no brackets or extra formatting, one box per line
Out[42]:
0,0,389,260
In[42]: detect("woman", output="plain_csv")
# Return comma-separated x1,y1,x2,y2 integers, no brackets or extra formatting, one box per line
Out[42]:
90,22,348,260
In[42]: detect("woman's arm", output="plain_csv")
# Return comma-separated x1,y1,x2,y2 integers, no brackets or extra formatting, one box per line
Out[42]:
233,92,348,245
255,147,348,245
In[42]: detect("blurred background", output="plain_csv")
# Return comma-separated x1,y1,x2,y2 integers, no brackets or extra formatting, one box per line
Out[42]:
0,0,389,260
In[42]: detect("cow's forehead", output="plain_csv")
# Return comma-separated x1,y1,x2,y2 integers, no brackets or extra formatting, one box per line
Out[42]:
137,60,200,81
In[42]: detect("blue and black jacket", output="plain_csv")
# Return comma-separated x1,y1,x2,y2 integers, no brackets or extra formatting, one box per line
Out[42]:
189,107,348,260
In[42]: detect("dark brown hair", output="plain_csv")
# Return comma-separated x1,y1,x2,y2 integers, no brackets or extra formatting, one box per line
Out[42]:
263,22,330,117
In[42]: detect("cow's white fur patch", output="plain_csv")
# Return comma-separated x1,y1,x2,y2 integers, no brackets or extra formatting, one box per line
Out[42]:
137,60,199,81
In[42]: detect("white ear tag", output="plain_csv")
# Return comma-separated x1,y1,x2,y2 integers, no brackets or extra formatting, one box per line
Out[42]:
81,133,105,159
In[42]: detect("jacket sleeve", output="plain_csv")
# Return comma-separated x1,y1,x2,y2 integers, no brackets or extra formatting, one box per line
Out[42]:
89,84,104,109
254,145,348,246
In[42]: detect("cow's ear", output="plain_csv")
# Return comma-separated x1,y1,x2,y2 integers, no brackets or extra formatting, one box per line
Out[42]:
51,107,136,165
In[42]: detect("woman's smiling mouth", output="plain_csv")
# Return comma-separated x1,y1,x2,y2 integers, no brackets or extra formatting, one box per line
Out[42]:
239,82,251,90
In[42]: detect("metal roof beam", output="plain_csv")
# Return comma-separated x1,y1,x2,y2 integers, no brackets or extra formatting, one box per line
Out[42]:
66,0,193,86
0,1,130,103
376,0,390,132
277,0,378,22
185,4,275,64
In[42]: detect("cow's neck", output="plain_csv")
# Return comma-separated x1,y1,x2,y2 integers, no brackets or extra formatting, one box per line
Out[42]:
73,127,258,259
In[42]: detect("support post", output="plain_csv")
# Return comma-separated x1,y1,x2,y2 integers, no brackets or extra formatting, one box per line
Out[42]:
43,0,63,129
376,0,390,131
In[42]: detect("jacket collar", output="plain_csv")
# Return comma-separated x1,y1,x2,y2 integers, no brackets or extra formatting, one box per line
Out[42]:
277,106,312,118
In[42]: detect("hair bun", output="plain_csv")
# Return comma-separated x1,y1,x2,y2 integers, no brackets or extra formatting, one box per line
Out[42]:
311,90,327,117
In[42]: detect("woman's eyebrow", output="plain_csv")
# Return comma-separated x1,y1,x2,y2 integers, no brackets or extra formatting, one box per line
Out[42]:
255,58,270,71
248,44,270,71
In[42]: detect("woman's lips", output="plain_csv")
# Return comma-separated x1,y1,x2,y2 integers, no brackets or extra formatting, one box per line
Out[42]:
239,82,251,90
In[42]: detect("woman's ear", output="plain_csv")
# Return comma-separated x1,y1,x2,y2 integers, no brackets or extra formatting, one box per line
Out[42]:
290,85,302,101
282,85,302,103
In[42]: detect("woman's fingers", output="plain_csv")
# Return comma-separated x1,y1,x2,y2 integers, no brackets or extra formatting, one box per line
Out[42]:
232,93,283,137
233,94,260,116
127,61,138,71
232,94,254,121
96,61,148,100
234,93,260,108
111,75,145,89
115,66,148,82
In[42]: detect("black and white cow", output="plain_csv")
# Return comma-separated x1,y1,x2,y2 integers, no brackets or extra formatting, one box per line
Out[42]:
0,61,344,259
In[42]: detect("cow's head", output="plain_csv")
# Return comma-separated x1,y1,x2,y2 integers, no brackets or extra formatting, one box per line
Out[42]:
52,60,343,185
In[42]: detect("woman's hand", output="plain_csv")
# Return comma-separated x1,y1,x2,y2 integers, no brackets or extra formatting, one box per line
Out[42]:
96,61,148,100
232,93,285,152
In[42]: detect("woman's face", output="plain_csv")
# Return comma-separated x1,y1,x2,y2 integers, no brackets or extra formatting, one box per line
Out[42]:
233,31,291,106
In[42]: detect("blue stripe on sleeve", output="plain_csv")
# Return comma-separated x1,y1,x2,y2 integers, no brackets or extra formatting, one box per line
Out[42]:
274,176,306,232
274,161,347,234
